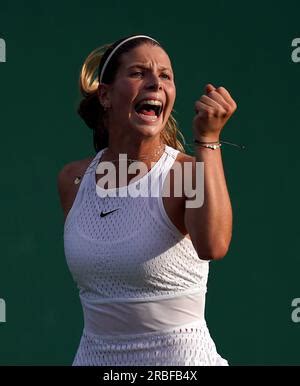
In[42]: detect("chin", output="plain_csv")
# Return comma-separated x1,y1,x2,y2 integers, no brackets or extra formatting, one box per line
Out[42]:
128,110,166,138
133,125,163,138
129,119,163,137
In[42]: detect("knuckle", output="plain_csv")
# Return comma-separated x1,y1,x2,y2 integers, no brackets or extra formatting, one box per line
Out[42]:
217,86,226,92
216,108,227,118
222,109,228,117
206,109,215,118
198,107,212,118
223,102,231,112
217,110,224,118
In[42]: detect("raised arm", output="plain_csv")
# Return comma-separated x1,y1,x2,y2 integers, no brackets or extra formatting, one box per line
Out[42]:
184,84,237,260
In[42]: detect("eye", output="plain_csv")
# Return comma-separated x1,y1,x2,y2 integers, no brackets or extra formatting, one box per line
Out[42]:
131,71,144,78
160,73,171,80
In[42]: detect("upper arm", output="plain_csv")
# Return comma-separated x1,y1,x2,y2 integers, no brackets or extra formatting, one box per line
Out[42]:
57,162,76,215
181,156,218,260
169,153,202,248
183,155,229,260
182,157,204,254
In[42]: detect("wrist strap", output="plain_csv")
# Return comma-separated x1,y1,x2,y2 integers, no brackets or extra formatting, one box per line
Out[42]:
194,139,220,144
193,138,246,150
194,138,221,150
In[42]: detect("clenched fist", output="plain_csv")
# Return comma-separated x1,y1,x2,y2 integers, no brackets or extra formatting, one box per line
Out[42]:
193,84,237,141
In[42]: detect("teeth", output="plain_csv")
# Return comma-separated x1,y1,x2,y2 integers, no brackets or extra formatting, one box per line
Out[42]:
139,99,162,106
135,99,163,117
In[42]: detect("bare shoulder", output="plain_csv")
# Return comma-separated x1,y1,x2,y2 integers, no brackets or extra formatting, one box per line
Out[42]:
173,151,196,183
175,151,195,164
160,150,195,239
57,156,94,219
168,150,197,202
166,150,196,189
57,157,92,191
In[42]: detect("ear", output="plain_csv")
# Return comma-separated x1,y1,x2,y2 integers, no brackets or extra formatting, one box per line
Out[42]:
97,83,111,109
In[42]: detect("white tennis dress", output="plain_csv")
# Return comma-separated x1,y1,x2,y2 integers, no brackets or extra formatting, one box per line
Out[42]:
63,144,228,366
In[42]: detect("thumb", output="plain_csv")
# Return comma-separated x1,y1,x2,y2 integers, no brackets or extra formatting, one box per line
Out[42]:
205,83,216,94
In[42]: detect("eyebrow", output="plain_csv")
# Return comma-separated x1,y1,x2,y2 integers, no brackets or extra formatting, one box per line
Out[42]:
127,64,172,72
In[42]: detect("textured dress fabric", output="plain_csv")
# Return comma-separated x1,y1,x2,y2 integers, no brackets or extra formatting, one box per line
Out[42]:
63,144,228,366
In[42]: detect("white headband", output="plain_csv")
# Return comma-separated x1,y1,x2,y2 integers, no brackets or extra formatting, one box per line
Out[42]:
98,35,159,83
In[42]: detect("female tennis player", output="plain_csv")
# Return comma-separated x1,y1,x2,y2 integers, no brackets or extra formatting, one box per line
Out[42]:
58,34,237,366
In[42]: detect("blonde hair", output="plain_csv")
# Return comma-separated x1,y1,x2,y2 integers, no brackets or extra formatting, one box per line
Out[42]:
78,41,186,153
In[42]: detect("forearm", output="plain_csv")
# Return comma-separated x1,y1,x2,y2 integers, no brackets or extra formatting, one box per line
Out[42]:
185,145,233,259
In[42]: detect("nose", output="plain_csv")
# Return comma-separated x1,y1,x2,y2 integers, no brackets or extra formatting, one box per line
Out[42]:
145,73,162,91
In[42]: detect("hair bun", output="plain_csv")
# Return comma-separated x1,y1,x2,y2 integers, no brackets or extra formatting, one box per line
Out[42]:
78,93,101,130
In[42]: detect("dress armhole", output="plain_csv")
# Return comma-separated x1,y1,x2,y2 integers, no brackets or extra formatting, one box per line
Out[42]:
157,194,194,244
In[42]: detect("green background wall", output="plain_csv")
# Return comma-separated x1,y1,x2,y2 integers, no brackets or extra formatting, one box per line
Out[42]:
0,0,299,365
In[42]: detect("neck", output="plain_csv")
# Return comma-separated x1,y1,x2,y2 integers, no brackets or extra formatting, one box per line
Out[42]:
104,135,165,167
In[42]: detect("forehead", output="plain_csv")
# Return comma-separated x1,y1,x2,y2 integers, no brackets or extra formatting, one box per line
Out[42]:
120,43,173,70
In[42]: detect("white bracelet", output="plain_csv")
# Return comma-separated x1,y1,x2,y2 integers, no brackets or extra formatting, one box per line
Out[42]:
195,142,222,150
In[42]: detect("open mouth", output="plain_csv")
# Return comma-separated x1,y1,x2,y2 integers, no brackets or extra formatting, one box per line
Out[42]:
134,99,163,121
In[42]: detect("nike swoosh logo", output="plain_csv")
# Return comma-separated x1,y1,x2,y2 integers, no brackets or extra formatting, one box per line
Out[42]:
100,208,120,217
